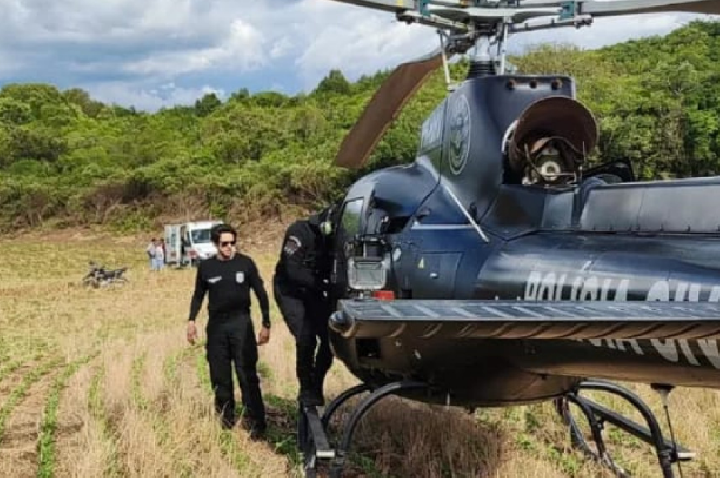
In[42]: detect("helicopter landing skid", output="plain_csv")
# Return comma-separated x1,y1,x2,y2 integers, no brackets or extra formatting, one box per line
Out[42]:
296,380,428,478
556,379,694,478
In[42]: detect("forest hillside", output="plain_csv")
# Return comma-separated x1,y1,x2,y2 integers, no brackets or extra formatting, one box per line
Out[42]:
1,20,719,232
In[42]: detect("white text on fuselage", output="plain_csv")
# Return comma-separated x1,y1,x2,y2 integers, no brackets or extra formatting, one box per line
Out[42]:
523,271,720,370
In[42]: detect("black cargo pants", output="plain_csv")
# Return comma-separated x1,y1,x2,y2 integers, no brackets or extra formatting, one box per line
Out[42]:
273,279,333,400
205,312,266,430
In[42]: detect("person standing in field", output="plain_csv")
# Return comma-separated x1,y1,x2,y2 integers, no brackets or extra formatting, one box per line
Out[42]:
147,238,156,269
186,223,271,438
160,238,166,265
154,240,165,270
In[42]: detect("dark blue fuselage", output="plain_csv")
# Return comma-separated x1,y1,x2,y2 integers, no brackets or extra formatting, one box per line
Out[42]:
327,74,720,407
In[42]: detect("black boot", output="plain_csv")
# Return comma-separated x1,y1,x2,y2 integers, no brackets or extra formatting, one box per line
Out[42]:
299,373,323,407
220,409,236,430
240,414,266,440
310,371,325,406
215,400,236,430
242,417,266,440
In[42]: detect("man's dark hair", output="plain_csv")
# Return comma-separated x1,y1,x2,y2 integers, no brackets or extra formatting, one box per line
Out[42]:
211,224,237,244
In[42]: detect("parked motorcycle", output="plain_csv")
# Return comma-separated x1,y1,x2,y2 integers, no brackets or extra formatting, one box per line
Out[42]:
82,261,129,288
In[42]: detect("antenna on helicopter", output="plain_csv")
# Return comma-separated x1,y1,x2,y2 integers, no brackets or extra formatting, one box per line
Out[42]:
437,29,456,90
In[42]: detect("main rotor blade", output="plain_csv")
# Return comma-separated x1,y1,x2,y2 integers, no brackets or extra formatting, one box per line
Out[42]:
429,5,565,22
579,0,720,17
325,0,416,12
334,51,443,169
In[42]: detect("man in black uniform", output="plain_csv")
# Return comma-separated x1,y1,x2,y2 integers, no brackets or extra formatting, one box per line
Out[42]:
273,206,336,406
187,223,271,437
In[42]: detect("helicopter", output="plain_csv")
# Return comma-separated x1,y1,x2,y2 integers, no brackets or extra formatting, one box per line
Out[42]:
292,2,720,478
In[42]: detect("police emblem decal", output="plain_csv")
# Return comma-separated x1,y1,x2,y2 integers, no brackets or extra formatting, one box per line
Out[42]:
283,236,302,255
236,272,244,283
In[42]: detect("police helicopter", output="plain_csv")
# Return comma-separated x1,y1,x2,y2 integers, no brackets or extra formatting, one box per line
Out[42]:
293,2,720,477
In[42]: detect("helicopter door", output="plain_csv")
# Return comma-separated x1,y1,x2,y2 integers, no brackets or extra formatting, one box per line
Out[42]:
331,197,366,294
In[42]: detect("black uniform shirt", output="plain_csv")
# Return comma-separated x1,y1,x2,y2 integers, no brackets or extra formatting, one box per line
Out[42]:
188,253,270,327
274,220,324,294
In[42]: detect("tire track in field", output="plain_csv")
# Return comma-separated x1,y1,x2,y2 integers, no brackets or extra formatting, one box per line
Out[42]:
0,362,33,402
0,354,49,405
0,357,23,386
53,357,109,478
0,358,63,478
36,353,97,478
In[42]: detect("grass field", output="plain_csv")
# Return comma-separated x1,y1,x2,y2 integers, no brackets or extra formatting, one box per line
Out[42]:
1,226,719,477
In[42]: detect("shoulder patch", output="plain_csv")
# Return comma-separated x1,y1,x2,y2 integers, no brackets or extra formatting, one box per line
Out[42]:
283,235,302,256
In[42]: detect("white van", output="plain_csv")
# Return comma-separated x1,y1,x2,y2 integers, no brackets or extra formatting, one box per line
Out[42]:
164,220,223,267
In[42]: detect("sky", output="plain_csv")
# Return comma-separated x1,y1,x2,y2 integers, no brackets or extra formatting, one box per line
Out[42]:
0,0,715,111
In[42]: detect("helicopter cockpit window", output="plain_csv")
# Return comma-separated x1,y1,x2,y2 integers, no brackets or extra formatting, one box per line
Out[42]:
340,198,363,237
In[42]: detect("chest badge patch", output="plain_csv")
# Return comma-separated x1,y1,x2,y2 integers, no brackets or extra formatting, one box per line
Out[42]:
283,235,302,256
236,272,245,283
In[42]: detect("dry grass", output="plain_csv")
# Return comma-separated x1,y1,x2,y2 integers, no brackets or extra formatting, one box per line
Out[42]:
0,226,719,478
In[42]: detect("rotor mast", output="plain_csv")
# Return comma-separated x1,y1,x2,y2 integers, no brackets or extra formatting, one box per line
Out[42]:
392,0,596,80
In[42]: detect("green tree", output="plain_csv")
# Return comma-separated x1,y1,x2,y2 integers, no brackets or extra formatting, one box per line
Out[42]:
314,69,351,96
195,93,222,117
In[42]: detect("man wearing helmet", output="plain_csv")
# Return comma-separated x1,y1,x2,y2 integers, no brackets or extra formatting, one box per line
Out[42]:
273,205,337,406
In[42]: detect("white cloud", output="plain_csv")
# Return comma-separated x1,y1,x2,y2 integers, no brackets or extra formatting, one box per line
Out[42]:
85,81,226,111
0,0,715,111
269,36,293,59
293,0,438,89
122,19,266,77
511,11,701,51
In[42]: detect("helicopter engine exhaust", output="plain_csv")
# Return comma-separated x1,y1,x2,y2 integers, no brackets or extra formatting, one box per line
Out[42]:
505,96,598,186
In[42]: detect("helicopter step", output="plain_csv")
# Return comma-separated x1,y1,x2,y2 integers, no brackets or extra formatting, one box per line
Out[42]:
297,382,427,478
297,404,335,478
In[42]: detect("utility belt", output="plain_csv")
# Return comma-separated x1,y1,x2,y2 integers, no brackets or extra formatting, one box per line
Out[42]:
274,273,319,297
275,282,326,300
208,309,250,321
